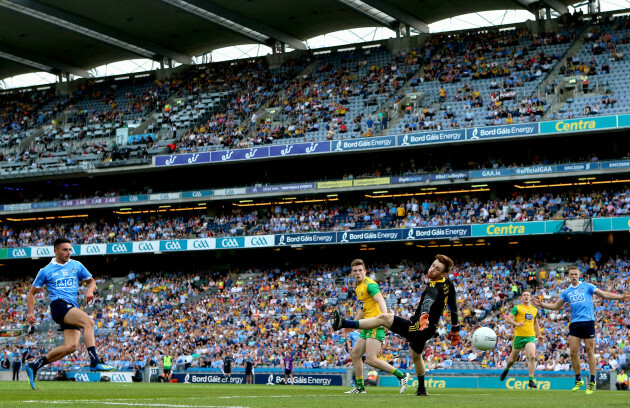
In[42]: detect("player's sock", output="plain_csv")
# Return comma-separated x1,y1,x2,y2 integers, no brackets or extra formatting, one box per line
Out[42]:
391,368,405,379
356,377,364,389
418,375,425,386
31,356,50,372
342,319,359,329
590,375,595,383
529,376,534,382
87,346,100,367
575,374,582,382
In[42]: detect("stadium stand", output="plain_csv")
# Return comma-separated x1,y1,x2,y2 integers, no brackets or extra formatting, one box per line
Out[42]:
553,14,628,119
0,23,600,174
391,27,579,132
3,6,630,394
4,186,630,247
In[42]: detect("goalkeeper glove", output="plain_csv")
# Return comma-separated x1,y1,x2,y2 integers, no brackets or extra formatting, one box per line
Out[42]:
418,313,430,331
446,324,461,346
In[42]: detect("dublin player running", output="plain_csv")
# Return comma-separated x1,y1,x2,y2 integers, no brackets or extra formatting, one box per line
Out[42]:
25,238,114,390
343,259,410,394
534,266,630,394
332,255,460,396
500,291,541,389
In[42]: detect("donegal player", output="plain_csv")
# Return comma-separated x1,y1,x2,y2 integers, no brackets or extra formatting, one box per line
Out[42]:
500,291,541,389
343,259,410,394
333,255,460,396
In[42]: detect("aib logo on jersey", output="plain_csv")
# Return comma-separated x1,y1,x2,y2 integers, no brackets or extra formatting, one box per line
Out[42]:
56,277,76,288
569,293,585,303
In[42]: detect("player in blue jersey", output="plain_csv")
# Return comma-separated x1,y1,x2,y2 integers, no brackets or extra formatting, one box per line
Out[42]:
534,265,630,395
24,237,114,390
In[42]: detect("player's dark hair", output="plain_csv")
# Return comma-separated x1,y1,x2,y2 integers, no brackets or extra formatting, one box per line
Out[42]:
53,237,71,249
351,259,365,268
435,254,454,274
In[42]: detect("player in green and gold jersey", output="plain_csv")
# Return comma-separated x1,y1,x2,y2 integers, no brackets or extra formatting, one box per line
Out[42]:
344,259,410,394
500,291,541,389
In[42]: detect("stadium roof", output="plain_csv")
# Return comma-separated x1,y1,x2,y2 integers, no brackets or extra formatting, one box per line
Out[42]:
0,0,579,81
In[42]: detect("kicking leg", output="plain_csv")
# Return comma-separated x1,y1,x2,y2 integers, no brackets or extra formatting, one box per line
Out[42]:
45,329,81,363
63,308,113,371
333,311,394,331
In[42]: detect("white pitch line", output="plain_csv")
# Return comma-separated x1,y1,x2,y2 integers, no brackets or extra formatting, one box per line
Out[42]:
217,394,350,399
19,401,249,408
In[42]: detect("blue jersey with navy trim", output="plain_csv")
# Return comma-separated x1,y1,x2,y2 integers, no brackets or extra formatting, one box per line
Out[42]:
560,282,597,323
33,258,92,308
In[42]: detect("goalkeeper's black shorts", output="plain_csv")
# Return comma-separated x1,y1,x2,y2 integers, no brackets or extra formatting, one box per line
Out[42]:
389,316,436,354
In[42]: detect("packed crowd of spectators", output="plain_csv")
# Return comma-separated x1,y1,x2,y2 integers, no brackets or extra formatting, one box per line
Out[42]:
562,189,630,218
251,44,434,142
1,255,628,373
4,187,630,248
395,27,576,131
6,22,630,173
169,59,305,151
0,88,65,149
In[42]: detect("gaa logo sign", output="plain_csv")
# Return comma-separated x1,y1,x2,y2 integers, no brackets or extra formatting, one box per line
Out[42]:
249,237,270,246
219,238,242,248
192,240,211,249
138,243,154,251
110,244,129,253
110,373,129,382
75,373,90,382
85,245,101,254
164,241,182,250
35,247,52,256
11,248,28,258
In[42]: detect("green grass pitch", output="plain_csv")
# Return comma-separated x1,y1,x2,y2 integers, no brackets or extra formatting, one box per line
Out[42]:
1,382,627,408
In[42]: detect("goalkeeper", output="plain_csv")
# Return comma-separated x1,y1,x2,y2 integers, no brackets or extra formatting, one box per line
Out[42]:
332,254,460,397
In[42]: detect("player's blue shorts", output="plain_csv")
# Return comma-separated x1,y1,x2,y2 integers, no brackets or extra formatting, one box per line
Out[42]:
568,321,595,339
50,300,80,331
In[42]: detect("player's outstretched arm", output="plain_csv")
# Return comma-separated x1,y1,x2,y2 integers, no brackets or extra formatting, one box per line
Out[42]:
532,296,565,310
447,280,459,327
594,289,630,301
